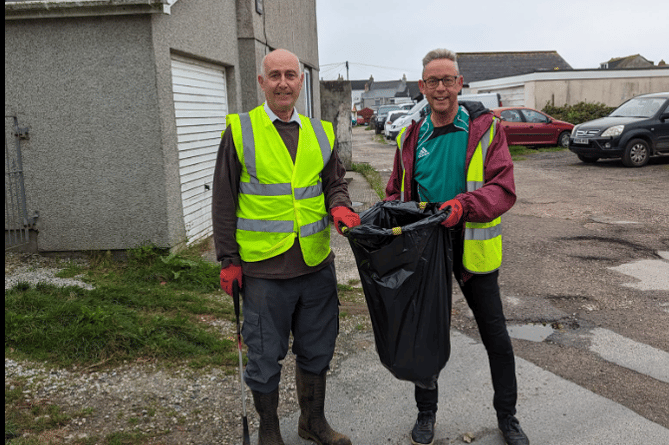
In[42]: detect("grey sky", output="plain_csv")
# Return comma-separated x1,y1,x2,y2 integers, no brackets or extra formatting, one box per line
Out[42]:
316,0,667,81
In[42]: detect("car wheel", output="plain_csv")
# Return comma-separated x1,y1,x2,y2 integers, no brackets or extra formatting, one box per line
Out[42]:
558,131,571,148
622,138,650,167
577,154,599,163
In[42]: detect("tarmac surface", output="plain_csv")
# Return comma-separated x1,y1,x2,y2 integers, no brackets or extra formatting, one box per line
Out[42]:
314,175,669,445
259,127,669,444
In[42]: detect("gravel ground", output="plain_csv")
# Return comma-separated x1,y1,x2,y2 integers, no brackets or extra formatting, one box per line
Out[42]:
5,252,371,444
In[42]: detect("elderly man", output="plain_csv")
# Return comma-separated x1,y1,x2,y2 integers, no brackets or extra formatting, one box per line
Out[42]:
386,48,529,445
212,48,359,445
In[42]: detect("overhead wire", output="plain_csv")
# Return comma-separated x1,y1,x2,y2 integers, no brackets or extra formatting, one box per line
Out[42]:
319,61,421,80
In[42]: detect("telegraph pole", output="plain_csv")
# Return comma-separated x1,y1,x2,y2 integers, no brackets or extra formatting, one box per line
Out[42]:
346,61,349,81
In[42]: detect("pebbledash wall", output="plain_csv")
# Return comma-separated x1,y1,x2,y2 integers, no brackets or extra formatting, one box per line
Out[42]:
468,68,669,108
5,0,321,252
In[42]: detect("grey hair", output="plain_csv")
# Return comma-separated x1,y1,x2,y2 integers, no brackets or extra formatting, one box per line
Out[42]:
260,49,303,77
422,49,459,75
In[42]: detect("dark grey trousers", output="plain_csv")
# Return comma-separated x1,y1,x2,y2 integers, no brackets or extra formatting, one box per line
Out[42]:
241,262,340,393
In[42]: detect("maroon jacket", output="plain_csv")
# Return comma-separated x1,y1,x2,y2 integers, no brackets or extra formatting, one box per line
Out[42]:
385,101,516,224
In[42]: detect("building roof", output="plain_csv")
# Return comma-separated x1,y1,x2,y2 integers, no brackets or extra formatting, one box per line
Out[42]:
406,81,421,100
361,79,411,100
600,54,654,69
457,51,573,84
350,80,368,91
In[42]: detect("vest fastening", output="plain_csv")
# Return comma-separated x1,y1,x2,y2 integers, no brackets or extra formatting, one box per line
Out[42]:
226,106,335,266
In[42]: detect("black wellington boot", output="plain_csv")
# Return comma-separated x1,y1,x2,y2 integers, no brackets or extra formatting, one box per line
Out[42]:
295,367,352,445
251,389,285,445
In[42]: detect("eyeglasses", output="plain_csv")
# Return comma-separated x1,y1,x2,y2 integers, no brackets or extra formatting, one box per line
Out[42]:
422,75,459,89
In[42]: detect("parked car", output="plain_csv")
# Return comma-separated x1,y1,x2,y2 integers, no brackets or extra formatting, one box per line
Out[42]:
569,92,669,167
386,99,430,140
384,110,408,139
373,103,413,134
386,95,503,142
492,107,574,148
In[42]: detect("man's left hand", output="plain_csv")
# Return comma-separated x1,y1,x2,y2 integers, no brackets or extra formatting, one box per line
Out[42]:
330,206,361,235
439,199,464,227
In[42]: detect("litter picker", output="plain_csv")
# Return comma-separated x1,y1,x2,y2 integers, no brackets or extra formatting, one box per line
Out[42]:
232,279,251,445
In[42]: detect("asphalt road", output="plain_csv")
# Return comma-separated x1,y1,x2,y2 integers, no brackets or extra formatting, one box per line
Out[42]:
343,125,669,436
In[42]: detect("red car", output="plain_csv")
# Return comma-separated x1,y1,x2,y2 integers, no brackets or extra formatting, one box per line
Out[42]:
492,107,574,148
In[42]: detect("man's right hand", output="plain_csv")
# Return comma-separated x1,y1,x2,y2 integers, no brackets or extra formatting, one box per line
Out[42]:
220,264,242,296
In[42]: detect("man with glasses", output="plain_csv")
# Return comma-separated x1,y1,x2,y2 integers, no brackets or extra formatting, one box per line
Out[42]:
386,49,529,445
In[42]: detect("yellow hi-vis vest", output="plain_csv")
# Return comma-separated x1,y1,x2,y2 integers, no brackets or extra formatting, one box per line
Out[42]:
396,118,502,274
462,119,502,274
226,106,335,266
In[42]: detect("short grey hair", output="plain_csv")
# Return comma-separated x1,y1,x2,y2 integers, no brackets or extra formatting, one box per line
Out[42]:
422,49,459,76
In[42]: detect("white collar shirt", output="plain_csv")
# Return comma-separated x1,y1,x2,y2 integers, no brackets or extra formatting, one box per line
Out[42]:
264,102,302,128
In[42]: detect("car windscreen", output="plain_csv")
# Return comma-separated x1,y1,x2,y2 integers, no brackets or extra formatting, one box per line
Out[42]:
388,111,407,123
406,100,426,115
610,97,666,118
379,106,400,114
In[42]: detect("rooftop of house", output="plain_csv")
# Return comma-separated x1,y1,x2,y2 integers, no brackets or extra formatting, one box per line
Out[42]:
456,51,573,83
360,77,411,99
600,54,655,69
350,80,368,91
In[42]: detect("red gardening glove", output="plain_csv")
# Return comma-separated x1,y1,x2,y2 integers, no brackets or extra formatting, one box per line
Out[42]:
439,199,464,228
330,206,361,235
220,264,242,296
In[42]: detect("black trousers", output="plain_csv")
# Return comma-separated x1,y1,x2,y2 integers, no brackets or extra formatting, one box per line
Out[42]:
415,231,517,420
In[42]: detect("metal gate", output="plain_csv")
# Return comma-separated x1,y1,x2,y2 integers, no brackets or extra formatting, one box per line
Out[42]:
5,116,36,249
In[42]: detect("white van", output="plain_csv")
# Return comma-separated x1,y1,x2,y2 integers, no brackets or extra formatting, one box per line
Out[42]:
458,92,502,109
386,93,502,140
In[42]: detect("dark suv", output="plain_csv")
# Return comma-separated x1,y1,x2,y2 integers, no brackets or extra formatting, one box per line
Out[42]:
373,105,404,134
569,92,669,167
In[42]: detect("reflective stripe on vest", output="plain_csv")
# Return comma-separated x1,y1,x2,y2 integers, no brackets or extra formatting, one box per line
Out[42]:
396,127,409,202
463,118,503,274
227,107,334,265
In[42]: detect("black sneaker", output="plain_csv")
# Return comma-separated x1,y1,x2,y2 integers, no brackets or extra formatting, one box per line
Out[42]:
411,410,435,445
498,415,529,445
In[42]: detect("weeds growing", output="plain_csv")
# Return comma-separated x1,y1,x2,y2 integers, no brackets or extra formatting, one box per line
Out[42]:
508,144,566,161
351,162,385,199
5,243,235,370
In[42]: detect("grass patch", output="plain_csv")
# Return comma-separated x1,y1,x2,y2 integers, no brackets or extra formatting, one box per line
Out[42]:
5,242,236,370
54,260,87,279
351,162,385,199
5,241,236,443
5,380,72,443
84,430,156,445
372,134,387,144
508,144,566,161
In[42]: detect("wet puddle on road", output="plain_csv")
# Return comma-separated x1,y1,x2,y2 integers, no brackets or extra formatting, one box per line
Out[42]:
507,323,555,342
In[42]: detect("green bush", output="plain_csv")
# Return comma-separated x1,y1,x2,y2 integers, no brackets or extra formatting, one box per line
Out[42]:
542,101,616,125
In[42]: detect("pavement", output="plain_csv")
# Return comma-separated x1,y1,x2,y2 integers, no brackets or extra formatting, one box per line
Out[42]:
273,170,669,444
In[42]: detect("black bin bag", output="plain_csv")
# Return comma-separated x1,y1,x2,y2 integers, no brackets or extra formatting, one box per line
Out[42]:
345,200,452,389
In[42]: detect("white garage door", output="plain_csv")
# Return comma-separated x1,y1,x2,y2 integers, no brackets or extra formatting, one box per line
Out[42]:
171,57,228,244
